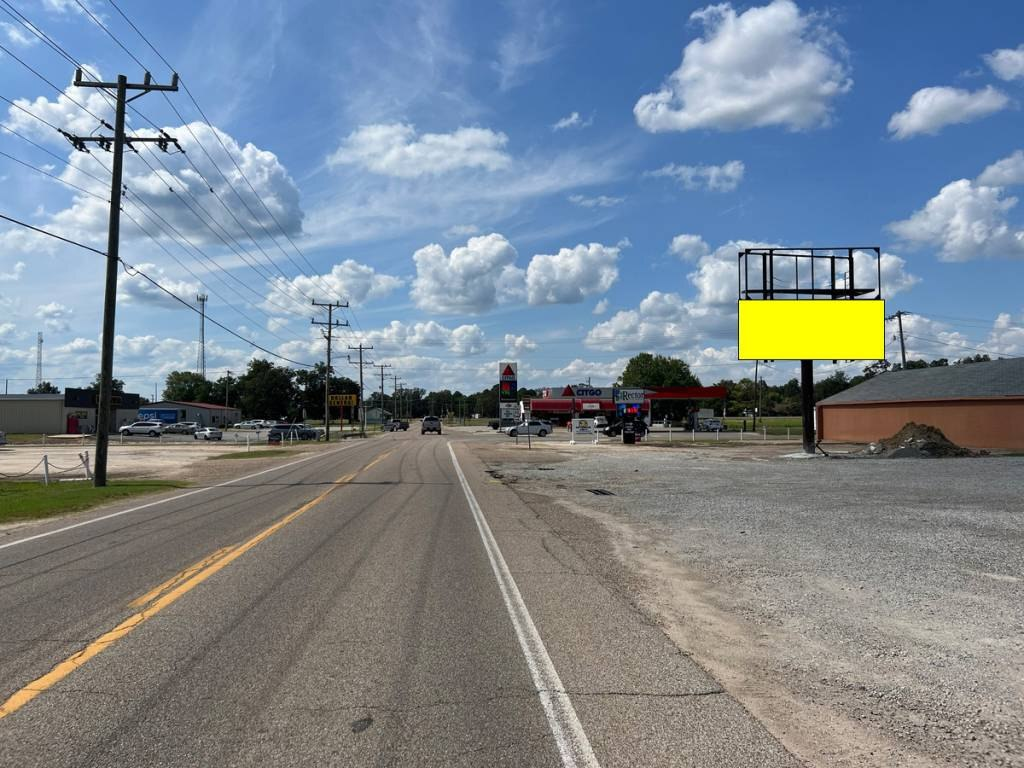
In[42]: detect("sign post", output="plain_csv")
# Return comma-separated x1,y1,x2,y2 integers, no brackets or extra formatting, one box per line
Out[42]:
498,362,518,428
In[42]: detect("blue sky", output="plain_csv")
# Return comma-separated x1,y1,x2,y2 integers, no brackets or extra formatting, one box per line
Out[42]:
1,0,1022,396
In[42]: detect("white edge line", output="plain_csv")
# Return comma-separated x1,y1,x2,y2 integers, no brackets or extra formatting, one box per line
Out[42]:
448,441,600,768
0,441,366,551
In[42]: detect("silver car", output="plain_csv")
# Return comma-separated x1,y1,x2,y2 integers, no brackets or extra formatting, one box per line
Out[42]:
504,419,552,437
119,421,164,437
194,427,223,441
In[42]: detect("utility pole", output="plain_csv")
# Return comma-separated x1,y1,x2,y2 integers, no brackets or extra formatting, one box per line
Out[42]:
387,373,400,421
887,310,910,368
348,344,374,436
311,299,349,442
374,363,392,424
67,69,179,487
800,359,815,454
36,332,43,388
224,370,231,408
196,293,208,378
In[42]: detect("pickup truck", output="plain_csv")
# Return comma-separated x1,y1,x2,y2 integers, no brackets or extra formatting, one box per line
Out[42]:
385,419,409,432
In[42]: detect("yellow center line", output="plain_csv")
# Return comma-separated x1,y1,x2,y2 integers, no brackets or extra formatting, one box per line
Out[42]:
0,447,398,720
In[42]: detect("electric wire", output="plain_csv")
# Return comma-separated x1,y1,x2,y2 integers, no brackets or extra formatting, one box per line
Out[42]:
0,209,314,367
0,147,109,202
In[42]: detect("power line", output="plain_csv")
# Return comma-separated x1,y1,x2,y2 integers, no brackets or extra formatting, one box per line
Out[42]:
0,211,105,254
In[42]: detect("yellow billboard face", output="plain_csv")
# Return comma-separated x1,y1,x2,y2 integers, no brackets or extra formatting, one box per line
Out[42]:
737,299,885,360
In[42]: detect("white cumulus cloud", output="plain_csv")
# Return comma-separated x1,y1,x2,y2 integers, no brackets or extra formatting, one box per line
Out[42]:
327,123,510,178
552,111,592,131
356,320,487,357
984,44,1024,81
669,234,711,261
526,243,620,305
504,333,537,356
887,86,1009,139
34,301,73,332
0,261,25,281
410,233,523,314
890,178,1024,261
649,161,745,192
118,263,202,310
265,259,403,313
634,0,851,133
977,150,1024,187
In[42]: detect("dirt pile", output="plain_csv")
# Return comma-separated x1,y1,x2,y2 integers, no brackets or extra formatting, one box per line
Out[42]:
864,422,976,458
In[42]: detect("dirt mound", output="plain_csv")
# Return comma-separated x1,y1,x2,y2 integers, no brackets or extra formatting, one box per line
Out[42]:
864,422,975,458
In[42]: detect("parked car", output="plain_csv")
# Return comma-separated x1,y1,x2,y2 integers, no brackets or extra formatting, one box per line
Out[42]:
194,426,223,441
421,416,442,435
386,419,409,432
234,420,262,430
505,419,553,437
602,420,648,438
165,421,199,434
119,421,164,437
488,419,500,430
699,418,725,432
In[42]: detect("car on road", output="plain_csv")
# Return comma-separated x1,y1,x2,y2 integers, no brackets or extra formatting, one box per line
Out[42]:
164,421,200,434
505,419,552,437
119,421,164,437
268,423,318,441
194,426,223,441
234,420,263,430
421,416,442,435
385,419,409,432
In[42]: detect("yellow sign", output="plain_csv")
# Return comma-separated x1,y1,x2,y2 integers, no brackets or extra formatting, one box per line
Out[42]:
738,299,885,360
328,394,357,406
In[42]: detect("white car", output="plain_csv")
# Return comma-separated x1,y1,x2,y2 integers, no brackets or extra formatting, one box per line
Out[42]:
234,420,262,430
504,419,552,437
119,421,164,437
194,427,223,440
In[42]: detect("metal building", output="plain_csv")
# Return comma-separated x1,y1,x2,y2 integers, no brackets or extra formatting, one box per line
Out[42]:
816,358,1024,450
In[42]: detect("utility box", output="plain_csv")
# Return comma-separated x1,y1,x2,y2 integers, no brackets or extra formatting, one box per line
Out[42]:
622,418,637,445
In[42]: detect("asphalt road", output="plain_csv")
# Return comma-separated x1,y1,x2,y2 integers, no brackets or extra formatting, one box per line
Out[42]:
0,431,798,767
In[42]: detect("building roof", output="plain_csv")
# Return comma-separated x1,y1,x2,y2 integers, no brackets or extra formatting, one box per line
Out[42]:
818,358,1024,405
147,400,239,410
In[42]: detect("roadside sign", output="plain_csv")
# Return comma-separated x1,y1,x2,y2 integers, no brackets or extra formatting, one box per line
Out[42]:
329,394,357,406
499,362,518,401
614,388,649,404
499,402,518,423
581,402,600,411
562,385,612,398
572,419,595,435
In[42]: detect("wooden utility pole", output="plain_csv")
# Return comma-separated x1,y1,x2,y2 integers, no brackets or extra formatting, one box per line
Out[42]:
347,344,373,437
887,310,910,368
66,70,179,487
311,299,349,442
374,362,391,425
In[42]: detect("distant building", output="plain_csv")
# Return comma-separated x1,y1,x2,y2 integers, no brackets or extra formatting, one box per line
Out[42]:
139,401,241,427
0,390,140,435
816,358,1024,450
361,406,391,425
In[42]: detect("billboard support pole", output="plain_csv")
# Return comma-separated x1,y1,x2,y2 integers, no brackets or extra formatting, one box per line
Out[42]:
800,359,815,454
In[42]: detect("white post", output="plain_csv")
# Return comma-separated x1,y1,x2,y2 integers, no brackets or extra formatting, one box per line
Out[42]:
763,426,767,441
740,428,744,441
120,431,124,445
669,424,672,444
42,454,50,486
691,428,695,442
42,433,46,446
716,429,720,441
79,451,92,480
247,434,251,453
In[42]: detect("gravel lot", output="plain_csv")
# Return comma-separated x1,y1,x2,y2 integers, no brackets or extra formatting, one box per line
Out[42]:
470,434,1023,768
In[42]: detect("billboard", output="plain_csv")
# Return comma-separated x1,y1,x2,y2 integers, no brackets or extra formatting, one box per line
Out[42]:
499,362,518,401
737,300,885,360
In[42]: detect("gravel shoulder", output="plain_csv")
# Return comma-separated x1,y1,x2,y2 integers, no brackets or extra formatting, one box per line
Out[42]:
466,433,1024,768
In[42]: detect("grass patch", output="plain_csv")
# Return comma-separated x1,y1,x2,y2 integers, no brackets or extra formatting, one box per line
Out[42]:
209,449,291,460
0,480,187,524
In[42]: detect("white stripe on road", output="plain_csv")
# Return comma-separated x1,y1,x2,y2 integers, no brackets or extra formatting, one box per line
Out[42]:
448,442,600,768
0,441,366,551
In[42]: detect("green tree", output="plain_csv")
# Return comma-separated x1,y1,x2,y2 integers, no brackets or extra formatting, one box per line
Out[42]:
814,371,851,401
88,373,124,392
162,371,214,403
236,359,297,420
27,381,60,394
957,354,991,365
619,353,701,388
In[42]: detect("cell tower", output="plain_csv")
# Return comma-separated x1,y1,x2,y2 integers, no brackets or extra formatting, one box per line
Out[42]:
196,293,208,378
36,331,43,387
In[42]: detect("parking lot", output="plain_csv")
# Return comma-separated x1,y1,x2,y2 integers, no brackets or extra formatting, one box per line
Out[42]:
467,434,1024,768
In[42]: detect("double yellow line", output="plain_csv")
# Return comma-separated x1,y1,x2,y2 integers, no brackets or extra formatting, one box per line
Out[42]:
0,449,393,720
